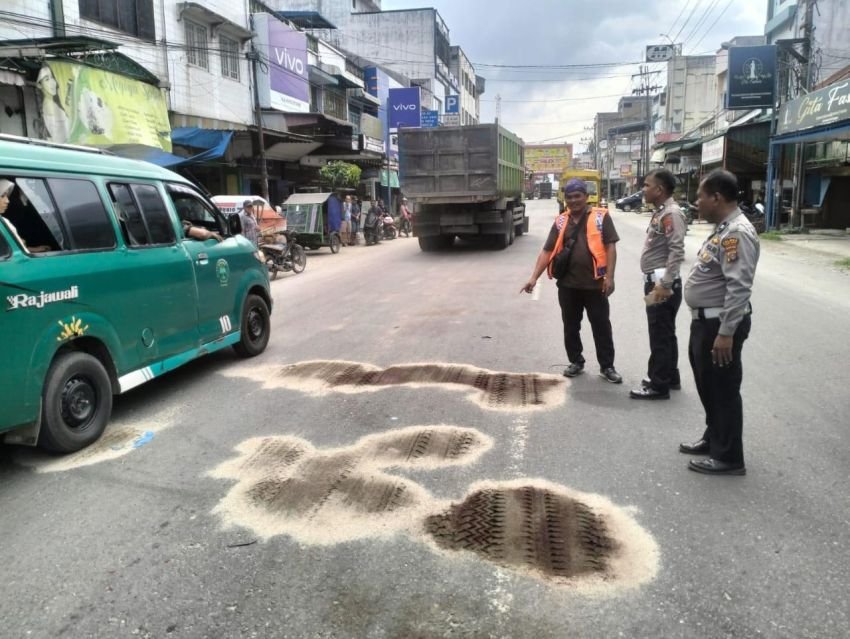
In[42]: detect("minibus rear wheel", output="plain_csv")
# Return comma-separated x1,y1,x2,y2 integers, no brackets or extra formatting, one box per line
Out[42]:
40,351,112,453
233,294,271,357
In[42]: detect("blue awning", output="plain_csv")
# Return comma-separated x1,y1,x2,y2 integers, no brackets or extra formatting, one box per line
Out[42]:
102,128,235,167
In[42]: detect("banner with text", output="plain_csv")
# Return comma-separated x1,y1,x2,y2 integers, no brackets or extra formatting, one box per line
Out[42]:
525,144,573,174
254,13,310,113
39,61,170,150
388,87,421,129
777,79,850,135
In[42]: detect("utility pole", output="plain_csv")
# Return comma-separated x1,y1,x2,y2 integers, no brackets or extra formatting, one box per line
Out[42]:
248,15,270,202
495,94,501,124
632,66,661,182
791,0,815,228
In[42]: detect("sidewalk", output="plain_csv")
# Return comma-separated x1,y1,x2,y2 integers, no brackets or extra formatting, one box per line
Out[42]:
687,220,850,262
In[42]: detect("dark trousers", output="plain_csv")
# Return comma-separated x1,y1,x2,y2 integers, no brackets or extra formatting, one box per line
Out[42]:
688,314,751,466
644,279,682,392
558,286,615,369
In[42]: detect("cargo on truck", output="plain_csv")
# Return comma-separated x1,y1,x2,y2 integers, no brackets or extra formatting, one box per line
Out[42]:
398,124,529,251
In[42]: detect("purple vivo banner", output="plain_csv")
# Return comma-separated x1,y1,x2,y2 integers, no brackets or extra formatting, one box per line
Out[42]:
268,19,309,113
388,87,421,129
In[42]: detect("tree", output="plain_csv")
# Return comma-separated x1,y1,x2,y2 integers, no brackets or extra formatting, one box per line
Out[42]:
319,161,361,191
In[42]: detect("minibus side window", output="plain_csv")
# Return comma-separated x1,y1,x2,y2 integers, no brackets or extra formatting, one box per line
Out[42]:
133,185,175,244
8,176,68,252
48,178,116,250
0,230,9,259
109,183,150,246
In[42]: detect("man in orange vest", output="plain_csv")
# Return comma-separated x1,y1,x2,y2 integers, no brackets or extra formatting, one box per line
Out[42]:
521,178,622,383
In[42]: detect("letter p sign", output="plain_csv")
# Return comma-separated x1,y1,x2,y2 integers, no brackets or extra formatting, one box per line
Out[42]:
445,95,459,114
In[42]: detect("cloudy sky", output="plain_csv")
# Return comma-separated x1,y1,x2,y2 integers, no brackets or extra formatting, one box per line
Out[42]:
382,0,765,150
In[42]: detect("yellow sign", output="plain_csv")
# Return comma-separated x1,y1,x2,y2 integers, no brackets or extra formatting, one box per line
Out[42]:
39,61,171,150
525,144,573,173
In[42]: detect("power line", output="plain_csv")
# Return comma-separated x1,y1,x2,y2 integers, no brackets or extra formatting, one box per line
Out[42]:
687,0,735,53
672,0,702,42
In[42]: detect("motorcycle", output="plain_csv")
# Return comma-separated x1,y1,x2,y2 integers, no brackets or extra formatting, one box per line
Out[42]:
678,200,696,225
260,230,306,280
382,215,398,240
741,201,766,234
363,209,382,246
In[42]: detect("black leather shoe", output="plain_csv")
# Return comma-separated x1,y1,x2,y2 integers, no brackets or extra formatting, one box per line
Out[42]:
679,439,709,455
599,367,623,384
629,386,670,400
642,377,681,391
688,458,746,475
563,362,584,378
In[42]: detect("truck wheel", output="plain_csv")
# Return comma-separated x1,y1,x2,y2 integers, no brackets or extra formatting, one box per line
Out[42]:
40,351,113,453
509,222,516,245
233,294,271,358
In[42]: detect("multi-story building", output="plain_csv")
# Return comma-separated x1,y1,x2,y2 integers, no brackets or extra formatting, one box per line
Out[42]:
449,46,480,126
278,0,475,121
594,96,652,197
663,54,717,136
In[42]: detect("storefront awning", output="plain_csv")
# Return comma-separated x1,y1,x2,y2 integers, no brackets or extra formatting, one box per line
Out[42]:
119,127,234,167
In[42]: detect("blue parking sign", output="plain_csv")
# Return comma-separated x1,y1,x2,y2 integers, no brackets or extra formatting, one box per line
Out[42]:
445,95,459,114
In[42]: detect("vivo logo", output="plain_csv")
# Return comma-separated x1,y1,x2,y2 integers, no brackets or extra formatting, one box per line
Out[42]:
393,104,417,111
274,47,305,76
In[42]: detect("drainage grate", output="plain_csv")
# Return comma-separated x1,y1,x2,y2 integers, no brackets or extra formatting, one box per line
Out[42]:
273,361,564,410
425,486,616,580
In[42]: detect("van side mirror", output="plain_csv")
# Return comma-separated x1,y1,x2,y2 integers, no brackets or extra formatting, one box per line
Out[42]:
228,214,242,236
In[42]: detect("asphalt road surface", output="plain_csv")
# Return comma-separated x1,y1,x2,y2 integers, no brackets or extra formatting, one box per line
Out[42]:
1,199,848,639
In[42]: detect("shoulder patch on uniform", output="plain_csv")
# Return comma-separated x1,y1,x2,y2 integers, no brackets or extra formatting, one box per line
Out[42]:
663,216,674,234
722,237,739,262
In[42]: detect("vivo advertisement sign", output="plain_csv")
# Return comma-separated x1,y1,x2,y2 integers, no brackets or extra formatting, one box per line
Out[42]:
726,45,777,110
388,87,421,129
365,66,403,160
254,14,309,113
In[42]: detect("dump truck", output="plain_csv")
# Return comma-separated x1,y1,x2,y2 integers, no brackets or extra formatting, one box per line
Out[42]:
537,181,553,199
398,124,529,251
556,168,602,210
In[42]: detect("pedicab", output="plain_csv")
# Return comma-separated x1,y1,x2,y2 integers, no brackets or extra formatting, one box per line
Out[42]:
280,192,343,253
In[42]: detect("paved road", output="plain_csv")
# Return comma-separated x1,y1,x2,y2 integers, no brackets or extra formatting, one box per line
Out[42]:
1,199,848,638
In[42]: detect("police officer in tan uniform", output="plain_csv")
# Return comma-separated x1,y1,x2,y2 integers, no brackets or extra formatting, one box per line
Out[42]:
680,169,760,475
630,169,686,400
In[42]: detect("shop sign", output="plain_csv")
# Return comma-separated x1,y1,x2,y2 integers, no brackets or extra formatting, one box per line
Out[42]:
701,137,725,165
361,135,385,154
38,61,170,150
420,109,439,128
777,79,850,135
726,45,776,109
525,144,572,173
388,87,421,129
254,14,310,114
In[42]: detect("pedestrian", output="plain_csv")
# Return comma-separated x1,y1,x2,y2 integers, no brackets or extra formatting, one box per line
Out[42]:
680,169,760,476
239,199,259,247
341,195,353,246
630,168,687,400
520,178,622,384
351,196,361,244
399,197,412,236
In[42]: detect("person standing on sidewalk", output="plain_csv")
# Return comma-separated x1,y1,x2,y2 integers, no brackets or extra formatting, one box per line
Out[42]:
630,169,687,400
520,178,622,384
680,169,760,476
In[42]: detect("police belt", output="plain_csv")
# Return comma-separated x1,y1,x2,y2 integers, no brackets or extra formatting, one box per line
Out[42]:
644,272,681,284
691,304,752,321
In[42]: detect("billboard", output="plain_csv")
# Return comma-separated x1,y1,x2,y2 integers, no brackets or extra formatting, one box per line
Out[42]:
38,61,170,150
777,78,850,135
365,66,403,161
525,144,573,174
388,86,421,129
254,14,309,113
726,45,777,110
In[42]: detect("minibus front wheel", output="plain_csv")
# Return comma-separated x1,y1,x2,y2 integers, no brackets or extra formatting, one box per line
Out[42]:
40,351,112,453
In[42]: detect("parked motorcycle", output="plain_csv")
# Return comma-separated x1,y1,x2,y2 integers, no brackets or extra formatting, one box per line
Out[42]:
260,230,306,280
740,201,766,234
678,200,696,225
363,209,382,246
382,215,398,240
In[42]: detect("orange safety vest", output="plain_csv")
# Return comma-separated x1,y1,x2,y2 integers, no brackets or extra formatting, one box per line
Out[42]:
547,207,609,280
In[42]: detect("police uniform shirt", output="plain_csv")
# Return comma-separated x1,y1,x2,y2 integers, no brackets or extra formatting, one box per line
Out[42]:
684,208,760,336
639,197,686,284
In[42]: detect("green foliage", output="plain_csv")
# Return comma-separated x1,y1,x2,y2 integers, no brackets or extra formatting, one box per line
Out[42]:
760,231,783,241
835,258,850,269
319,161,362,190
